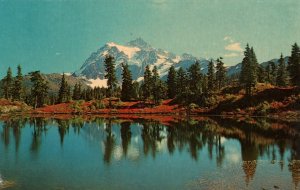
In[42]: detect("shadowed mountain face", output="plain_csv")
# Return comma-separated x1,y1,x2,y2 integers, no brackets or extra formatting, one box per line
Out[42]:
21,73,89,95
227,56,289,76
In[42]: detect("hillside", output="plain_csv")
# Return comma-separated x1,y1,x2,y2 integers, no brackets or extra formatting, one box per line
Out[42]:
0,73,90,96
30,84,300,118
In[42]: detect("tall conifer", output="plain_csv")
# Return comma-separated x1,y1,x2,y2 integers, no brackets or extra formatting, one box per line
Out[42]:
166,65,177,99
287,43,300,86
276,54,288,87
207,60,215,92
2,67,13,99
104,55,117,106
216,58,226,90
13,65,24,101
121,63,133,101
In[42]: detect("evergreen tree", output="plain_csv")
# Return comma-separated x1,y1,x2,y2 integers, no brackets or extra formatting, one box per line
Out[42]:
239,44,258,95
72,83,82,100
250,47,259,86
93,87,105,100
266,61,277,85
29,71,48,108
287,43,300,86
152,66,161,105
104,55,117,106
265,62,272,84
166,65,177,99
132,81,140,100
66,85,72,102
57,73,70,103
177,67,188,98
239,45,249,86
276,54,288,87
121,63,134,101
207,60,215,92
142,65,152,100
202,74,208,94
1,67,13,99
257,65,266,83
12,65,24,101
72,83,78,100
270,62,277,85
188,61,202,97
216,58,226,90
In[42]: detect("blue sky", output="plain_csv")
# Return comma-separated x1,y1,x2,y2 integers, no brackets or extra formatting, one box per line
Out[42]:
0,0,299,77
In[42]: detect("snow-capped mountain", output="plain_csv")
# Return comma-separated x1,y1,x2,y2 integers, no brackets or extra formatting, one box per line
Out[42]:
73,38,290,88
73,38,211,87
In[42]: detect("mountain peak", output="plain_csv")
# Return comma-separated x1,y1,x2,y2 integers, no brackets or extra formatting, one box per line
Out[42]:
127,37,151,49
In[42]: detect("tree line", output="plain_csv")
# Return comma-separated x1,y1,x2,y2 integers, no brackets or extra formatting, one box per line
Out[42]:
1,43,299,108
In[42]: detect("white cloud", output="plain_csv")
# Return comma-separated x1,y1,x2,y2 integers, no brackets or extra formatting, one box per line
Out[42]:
223,36,234,43
225,42,243,52
224,53,239,58
223,52,239,58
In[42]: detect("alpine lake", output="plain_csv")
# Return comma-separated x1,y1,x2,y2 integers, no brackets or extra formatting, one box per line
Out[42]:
0,115,299,190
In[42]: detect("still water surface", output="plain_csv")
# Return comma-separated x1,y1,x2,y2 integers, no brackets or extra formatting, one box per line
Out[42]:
0,116,299,190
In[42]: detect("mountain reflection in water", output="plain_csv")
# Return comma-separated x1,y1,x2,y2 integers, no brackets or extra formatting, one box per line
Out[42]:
0,116,299,190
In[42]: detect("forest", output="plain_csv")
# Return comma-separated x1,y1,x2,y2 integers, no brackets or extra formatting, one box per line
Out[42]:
0,43,299,115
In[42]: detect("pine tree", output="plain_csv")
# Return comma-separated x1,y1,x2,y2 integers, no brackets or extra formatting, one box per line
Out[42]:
207,60,215,92
276,54,288,87
72,83,82,100
66,85,71,102
270,62,277,85
132,81,140,100
72,83,78,100
142,65,152,100
249,47,259,87
152,66,161,105
176,67,188,100
166,65,177,99
266,61,277,85
239,44,258,95
121,63,134,101
1,67,13,99
287,43,300,86
216,58,226,90
188,61,202,97
57,73,69,103
29,71,48,108
265,62,272,84
257,65,266,83
239,44,250,86
202,74,208,94
12,65,24,101
104,55,117,106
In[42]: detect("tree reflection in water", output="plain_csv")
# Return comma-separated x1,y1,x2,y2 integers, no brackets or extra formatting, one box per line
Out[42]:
103,119,115,164
0,116,299,186
120,121,131,157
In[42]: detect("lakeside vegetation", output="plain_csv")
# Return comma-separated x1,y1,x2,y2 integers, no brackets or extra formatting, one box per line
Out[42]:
0,43,299,116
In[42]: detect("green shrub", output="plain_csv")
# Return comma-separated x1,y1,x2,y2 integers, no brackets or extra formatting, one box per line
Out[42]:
203,95,219,107
92,100,106,109
70,101,84,113
255,101,270,116
189,103,198,110
90,105,96,111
